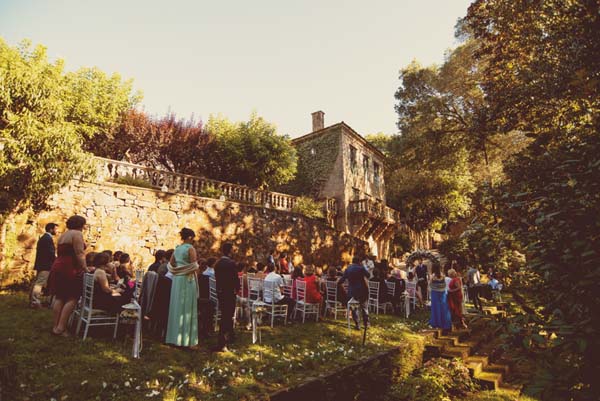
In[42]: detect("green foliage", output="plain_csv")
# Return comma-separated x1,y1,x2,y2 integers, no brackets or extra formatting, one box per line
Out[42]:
291,196,324,219
0,39,138,217
204,113,297,189
460,1,600,400
385,358,477,401
113,175,155,189
280,127,341,197
461,390,539,401
198,185,223,199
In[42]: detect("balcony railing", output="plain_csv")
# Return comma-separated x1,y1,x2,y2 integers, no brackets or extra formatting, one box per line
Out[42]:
348,199,399,223
93,157,338,217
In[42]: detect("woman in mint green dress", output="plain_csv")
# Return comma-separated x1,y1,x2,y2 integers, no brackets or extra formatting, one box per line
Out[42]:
166,228,199,347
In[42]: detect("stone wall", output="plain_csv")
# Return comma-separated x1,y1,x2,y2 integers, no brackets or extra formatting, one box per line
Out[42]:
1,180,368,284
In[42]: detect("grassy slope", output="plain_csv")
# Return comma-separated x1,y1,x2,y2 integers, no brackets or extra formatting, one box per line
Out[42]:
0,291,428,401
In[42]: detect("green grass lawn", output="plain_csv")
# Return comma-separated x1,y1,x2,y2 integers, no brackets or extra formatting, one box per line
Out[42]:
0,291,429,401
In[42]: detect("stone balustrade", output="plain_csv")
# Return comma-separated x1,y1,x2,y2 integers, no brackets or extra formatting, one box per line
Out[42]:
93,157,337,216
348,198,399,224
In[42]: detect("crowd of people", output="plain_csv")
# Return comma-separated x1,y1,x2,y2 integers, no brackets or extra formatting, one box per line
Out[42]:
29,215,500,349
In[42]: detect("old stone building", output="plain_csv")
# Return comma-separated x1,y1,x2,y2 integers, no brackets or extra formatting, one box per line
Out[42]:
283,111,400,258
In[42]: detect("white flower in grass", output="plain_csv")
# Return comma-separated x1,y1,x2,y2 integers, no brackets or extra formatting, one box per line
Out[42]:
80,380,88,386
102,382,107,389
125,381,131,387
216,394,223,398
136,386,141,390
257,372,264,376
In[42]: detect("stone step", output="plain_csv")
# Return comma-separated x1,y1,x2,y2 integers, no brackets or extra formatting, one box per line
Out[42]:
465,355,489,368
467,361,483,376
474,371,503,390
437,335,460,346
441,344,471,359
498,382,523,395
486,363,510,375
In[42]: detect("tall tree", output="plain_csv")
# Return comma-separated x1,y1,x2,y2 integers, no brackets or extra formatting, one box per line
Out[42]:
0,39,138,262
204,113,297,189
462,2,600,399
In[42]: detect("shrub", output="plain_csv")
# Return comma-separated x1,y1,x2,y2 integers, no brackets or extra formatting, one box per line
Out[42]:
198,185,223,199
113,175,154,189
385,358,477,401
292,197,324,219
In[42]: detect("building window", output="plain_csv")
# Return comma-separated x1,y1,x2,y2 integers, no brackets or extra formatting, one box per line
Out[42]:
363,155,369,179
349,145,357,172
374,162,381,186
352,188,360,200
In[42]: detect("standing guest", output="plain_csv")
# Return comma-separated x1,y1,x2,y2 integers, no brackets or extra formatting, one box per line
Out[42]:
203,257,216,278
165,228,199,348
338,256,370,330
30,223,58,308
415,258,429,304
147,249,174,337
213,242,240,352
301,265,323,304
467,265,483,312
429,264,452,333
91,252,130,313
263,263,296,320
148,250,167,272
447,269,467,329
407,271,423,304
279,252,289,274
157,249,174,277
48,215,88,336
267,250,276,266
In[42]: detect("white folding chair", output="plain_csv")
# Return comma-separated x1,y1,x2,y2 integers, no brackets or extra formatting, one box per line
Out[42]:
133,269,144,301
262,280,288,327
294,279,319,323
209,277,221,331
76,273,120,340
405,281,418,316
368,281,389,314
282,277,293,298
325,280,346,320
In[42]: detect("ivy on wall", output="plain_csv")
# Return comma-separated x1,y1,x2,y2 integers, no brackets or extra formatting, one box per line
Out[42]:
279,127,341,197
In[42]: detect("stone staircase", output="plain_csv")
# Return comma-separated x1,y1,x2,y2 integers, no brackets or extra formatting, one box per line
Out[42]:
421,304,522,396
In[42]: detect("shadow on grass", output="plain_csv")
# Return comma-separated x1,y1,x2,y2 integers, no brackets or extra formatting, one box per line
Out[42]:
0,291,427,401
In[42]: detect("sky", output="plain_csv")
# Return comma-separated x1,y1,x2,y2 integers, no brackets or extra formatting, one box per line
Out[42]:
0,0,472,138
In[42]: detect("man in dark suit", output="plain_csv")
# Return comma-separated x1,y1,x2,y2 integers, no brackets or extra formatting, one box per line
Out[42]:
30,222,58,307
212,242,240,352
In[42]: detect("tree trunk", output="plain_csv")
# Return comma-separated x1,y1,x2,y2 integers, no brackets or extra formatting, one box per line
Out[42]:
0,211,16,271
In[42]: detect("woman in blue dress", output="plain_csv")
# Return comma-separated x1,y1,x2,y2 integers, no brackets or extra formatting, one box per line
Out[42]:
166,228,199,347
429,264,452,333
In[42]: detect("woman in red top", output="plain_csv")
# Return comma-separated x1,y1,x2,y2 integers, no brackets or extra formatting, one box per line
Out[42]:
278,253,289,274
447,268,467,329
48,215,88,336
301,265,323,304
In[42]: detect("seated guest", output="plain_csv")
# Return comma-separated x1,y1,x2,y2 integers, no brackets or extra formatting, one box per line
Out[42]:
301,265,323,304
257,262,272,279
388,269,406,313
92,253,131,313
148,250,166,272
116,253,133,281
203,257,216,278
101,250,115,282
85,252,98,273
370,269,390,303
247,260,258,274
263,263,295,320
326,266,347,305
290,265,304,300
109,251,123,282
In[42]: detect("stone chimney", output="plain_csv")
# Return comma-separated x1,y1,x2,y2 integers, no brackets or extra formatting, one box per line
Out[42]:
311,111,324,132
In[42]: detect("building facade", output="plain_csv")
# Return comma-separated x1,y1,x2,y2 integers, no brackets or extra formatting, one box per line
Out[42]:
284,111,399,258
